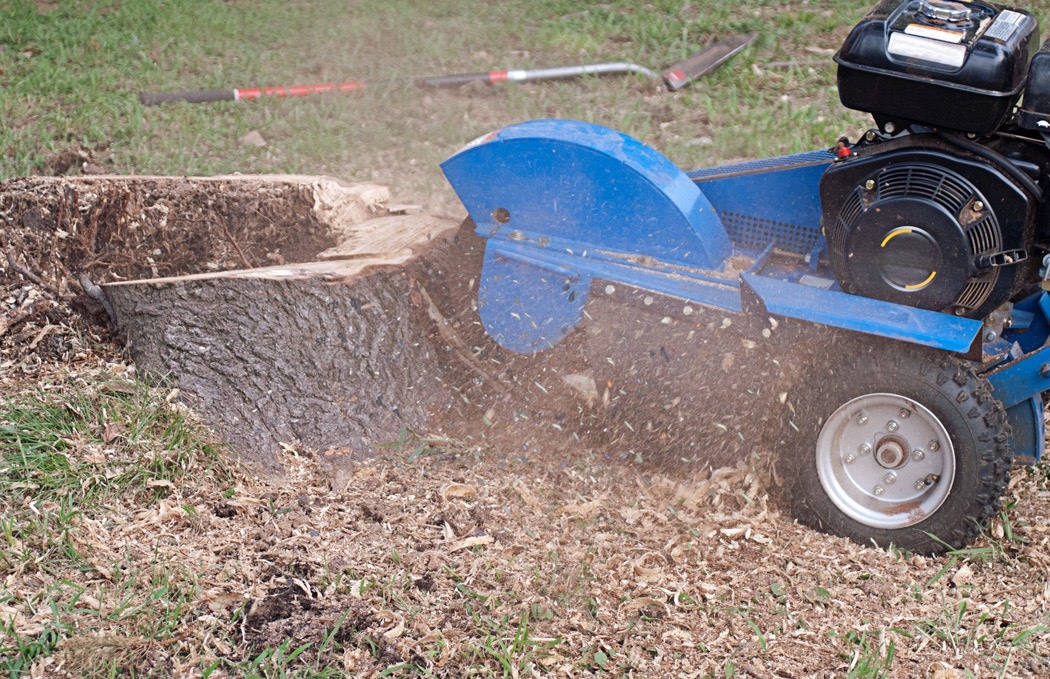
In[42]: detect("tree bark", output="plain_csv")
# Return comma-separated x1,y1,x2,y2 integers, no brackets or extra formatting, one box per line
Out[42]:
103,254,453,472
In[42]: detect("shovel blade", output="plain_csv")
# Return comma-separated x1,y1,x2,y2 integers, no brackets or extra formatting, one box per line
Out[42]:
662,32,758,91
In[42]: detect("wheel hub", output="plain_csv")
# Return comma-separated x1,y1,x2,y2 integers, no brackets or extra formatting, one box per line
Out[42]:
875,436,908,469
815,393,956,530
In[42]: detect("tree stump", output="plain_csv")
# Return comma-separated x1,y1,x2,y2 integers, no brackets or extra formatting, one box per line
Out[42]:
1,174,392,289
2,173,459,471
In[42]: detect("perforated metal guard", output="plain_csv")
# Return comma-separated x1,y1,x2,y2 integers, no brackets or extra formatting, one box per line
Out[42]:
721,211,825,256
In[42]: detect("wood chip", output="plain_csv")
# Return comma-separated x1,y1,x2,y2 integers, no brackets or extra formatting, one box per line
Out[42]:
447,536,494,552
442,483,478,500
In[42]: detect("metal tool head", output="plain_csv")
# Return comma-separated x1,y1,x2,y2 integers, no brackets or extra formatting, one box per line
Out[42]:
662,32,758,91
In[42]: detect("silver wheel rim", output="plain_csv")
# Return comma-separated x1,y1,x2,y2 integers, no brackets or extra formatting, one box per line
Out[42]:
816,393,955,529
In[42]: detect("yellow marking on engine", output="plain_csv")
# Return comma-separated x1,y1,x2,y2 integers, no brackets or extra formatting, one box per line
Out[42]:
881,227,913,248
905,271,937,290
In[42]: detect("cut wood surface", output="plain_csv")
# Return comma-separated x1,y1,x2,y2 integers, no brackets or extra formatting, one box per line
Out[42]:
318,213,450,261
0,173,391,288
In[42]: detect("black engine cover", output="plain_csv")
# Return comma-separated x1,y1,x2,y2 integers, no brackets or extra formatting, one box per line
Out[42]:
836,1,1038,135
821,138,1035,318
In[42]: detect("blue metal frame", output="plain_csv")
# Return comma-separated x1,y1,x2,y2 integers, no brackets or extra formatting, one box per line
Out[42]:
983,290,1050,461
688,150,830,258
443,119,1050,459
443,119,995,354
742,274,982,353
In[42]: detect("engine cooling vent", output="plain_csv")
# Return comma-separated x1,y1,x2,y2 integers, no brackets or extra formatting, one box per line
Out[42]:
955,215,1003,311
966,215,1002,254
829,162,1005,312
875,164,975,210
955,274,996,310
831,164,981,251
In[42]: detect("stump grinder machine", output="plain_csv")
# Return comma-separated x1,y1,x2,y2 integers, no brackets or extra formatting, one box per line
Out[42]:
441,0,1050,554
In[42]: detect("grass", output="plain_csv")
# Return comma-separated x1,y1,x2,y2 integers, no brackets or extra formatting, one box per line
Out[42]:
6,0,1050,214
0,0,894,214
0,378,227,506
0,375,233,677
841,627,895,679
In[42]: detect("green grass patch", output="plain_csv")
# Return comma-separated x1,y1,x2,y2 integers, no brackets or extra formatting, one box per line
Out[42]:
4,0,1049,215
0,377,233,676
12,0,1047,201
0,378,229,506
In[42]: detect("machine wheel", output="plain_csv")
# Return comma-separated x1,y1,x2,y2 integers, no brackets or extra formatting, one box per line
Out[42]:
777,344,1011,554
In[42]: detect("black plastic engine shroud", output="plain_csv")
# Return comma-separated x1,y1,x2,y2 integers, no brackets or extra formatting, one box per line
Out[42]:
821,139,1036,319
836,0,1039,135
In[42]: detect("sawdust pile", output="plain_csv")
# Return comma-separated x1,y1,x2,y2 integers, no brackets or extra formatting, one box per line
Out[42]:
4,360,1049,676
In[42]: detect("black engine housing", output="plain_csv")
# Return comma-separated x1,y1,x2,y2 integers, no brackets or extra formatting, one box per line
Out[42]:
821,136,1037,319
836,1,1039,135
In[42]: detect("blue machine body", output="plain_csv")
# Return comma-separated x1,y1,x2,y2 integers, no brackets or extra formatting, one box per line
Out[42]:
441,119,1050,461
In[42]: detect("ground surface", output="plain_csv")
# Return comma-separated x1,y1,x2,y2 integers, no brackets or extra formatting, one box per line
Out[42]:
17,404,1050,678
4,186,1050,678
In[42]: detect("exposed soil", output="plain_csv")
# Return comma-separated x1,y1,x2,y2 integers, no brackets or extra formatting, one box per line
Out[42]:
2,176,1049,677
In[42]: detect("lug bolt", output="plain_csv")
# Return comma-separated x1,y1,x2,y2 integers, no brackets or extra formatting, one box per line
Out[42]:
887,420,899,432
874,485,886,496
884,472,897,485
899,408,910,419
884,122,897,134
864,179,876,190
844,452,857,464
865,130,877,142
913,449,926,462
857,412,869,425
929,440,940,452
859,443,872,456
974,200,985,212
915,479,927,491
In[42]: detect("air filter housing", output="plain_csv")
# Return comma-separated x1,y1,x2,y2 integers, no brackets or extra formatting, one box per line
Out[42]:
836,0,1039,134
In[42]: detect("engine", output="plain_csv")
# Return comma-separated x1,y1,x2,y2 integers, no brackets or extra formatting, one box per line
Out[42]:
821,0,1050,319
822,138,1036,318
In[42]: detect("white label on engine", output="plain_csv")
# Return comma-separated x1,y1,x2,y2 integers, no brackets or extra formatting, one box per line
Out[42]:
985,10,1026,42
904,24,964,44
888,32,967,68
